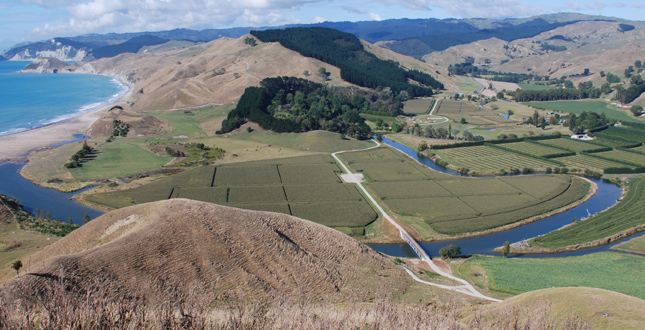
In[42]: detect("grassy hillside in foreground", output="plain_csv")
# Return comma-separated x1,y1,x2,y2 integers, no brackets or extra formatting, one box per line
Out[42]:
466,287,645,330
458,252,645,299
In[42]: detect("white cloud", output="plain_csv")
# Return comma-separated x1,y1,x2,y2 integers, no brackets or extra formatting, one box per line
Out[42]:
311,16,328,23
26,0,322,39
368,12,382,21
376,0,543,18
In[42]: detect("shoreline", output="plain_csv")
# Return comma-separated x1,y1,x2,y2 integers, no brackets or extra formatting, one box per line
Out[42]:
0,74,132,163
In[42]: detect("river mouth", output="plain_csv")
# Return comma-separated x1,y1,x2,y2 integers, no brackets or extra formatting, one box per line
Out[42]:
0,162,104,225
366,137,624,259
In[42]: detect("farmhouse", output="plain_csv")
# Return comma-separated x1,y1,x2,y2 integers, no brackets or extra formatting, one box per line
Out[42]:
571,133,593,140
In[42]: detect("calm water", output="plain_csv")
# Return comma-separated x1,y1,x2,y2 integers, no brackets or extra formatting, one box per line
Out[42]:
0,61,127,137
368,137,626,258
0,162,104,225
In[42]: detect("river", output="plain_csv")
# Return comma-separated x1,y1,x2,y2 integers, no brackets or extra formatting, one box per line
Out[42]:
366,137,636,258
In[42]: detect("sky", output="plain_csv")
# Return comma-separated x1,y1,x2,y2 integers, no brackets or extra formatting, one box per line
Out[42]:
1,0,644,53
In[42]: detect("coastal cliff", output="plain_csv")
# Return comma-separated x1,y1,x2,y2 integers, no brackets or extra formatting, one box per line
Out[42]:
21,57,77,73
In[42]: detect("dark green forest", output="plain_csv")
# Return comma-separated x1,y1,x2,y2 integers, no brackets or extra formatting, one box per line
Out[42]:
217,76,408,139
250,27,443,97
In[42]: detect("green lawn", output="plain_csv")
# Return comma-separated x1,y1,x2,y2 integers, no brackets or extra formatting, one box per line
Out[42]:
517,83,555,91
524,100,639,123
223,129,374,153
462,252,645,299
69,141,172,180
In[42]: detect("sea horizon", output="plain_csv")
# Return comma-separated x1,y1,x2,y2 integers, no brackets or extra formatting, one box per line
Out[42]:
0,61,128,138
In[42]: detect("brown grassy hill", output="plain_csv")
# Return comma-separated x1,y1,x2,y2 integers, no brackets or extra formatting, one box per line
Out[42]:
424,20,645,85
87,106,171,137
467,287,645,329
15,199,410,303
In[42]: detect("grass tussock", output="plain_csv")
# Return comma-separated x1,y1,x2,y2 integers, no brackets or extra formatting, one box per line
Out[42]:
1,271,591,330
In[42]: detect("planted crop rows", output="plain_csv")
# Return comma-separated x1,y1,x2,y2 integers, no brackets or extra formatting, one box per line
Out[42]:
86,155,377,231
557,154,633,171
533,138,605,153
498,141,571,158
533,178,645,248
403,98,434,114
434,99,479,114
591,150,645,166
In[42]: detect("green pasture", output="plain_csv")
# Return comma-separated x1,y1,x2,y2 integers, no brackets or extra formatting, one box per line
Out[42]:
517,83,555,91
85,154,377,232
533,178,645,248
69,141,172,181
461,252,645,299
631,145,645,154
524,100,639,123
612,235,645,255
223,129,373,153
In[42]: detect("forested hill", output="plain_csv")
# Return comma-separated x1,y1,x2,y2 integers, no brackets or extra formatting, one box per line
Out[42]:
250,27,443,97
217,76,409,139
89,35,169,59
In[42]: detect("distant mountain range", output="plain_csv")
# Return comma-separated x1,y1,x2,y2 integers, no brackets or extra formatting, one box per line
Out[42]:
3,13,636,62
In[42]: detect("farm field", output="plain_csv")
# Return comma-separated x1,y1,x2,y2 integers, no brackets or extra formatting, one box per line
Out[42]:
403,98,434,114
517,83,554,91
556,154,633,171
459,252,645,299
593,125,645,146
433,99,480,115
533,137,608,153
84,154,377,233
524,100,639,123
69,141,173,181
434,145,558,172
341,147,589,236
532,178,645,249
631,144,645,154
611,235,645,255
591,150,645,167
494,141,572,158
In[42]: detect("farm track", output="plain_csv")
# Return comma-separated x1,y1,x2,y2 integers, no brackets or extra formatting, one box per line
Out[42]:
332,141,502,302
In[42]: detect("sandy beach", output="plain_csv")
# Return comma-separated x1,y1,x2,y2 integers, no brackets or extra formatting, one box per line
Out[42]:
0,78,131,163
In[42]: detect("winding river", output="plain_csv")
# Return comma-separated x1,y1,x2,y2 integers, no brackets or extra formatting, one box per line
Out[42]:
0,136,639,256
367,137,640,259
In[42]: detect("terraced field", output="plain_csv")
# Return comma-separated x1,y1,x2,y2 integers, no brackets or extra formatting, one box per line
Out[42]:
342,147,589,235
85,154,377,233
532,178,645,248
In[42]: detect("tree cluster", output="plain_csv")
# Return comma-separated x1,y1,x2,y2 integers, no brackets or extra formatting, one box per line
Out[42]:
509,81,601,102
563,111,611,133
250,27,443,97
614,74,645,104
439,245,461,259
112,119,130,137
64,141,93,168
218,76,379,139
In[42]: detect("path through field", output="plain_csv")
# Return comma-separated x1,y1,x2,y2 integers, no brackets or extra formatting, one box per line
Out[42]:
332,141,502,302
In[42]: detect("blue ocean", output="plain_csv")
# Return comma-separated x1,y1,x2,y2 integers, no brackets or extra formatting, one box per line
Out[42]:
0,61,127,137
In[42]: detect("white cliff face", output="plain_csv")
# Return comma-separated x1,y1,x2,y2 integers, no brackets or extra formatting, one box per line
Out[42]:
20,57,76,74
8,41,88,62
